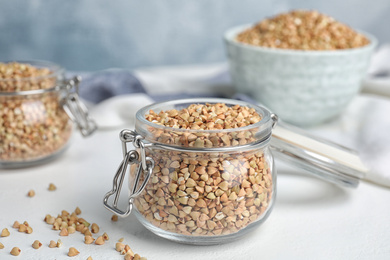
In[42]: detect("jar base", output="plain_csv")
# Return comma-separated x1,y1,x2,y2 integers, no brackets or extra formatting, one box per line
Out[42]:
134,209,273,245
0,143,70,169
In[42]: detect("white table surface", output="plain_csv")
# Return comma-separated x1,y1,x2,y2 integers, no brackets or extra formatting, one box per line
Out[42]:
1,119,390,260
1,63,390,259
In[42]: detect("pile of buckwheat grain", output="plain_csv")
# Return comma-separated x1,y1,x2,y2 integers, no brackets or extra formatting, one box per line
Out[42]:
0,184,146,259
145,103,262,148
0,62,56,92
236,10,370,50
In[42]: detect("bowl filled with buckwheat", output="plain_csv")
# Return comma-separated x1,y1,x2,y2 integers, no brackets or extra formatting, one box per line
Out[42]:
224,10,377,126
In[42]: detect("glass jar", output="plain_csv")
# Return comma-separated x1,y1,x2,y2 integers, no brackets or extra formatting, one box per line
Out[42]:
104,98,277,245
0,60,97,168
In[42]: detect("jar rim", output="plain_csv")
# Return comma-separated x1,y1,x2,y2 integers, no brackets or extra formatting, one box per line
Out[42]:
136,98,274,141
0,60,65,94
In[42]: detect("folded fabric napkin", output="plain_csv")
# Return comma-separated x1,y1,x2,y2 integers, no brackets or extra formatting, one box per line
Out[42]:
78,69,146,103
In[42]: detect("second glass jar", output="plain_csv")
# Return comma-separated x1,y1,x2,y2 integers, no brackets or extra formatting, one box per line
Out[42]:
0,60,97,168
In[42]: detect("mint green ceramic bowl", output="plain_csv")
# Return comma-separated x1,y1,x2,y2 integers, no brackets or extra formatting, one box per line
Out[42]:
225,25,377,126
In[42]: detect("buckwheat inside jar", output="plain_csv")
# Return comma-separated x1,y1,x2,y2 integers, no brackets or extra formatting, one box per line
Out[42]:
130,100,276,244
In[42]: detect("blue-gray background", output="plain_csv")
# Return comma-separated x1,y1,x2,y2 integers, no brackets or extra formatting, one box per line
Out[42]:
1,0,389,71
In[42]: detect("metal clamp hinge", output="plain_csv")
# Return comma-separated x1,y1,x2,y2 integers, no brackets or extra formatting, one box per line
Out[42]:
271,113,278,129
62,76,97,137
103,130,154,218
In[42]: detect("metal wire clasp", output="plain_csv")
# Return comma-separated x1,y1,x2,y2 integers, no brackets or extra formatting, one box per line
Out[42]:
271,113,278,128
62,76,97,137
103,130,154,218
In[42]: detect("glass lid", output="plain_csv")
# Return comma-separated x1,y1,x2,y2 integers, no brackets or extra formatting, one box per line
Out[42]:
270,121,368,188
